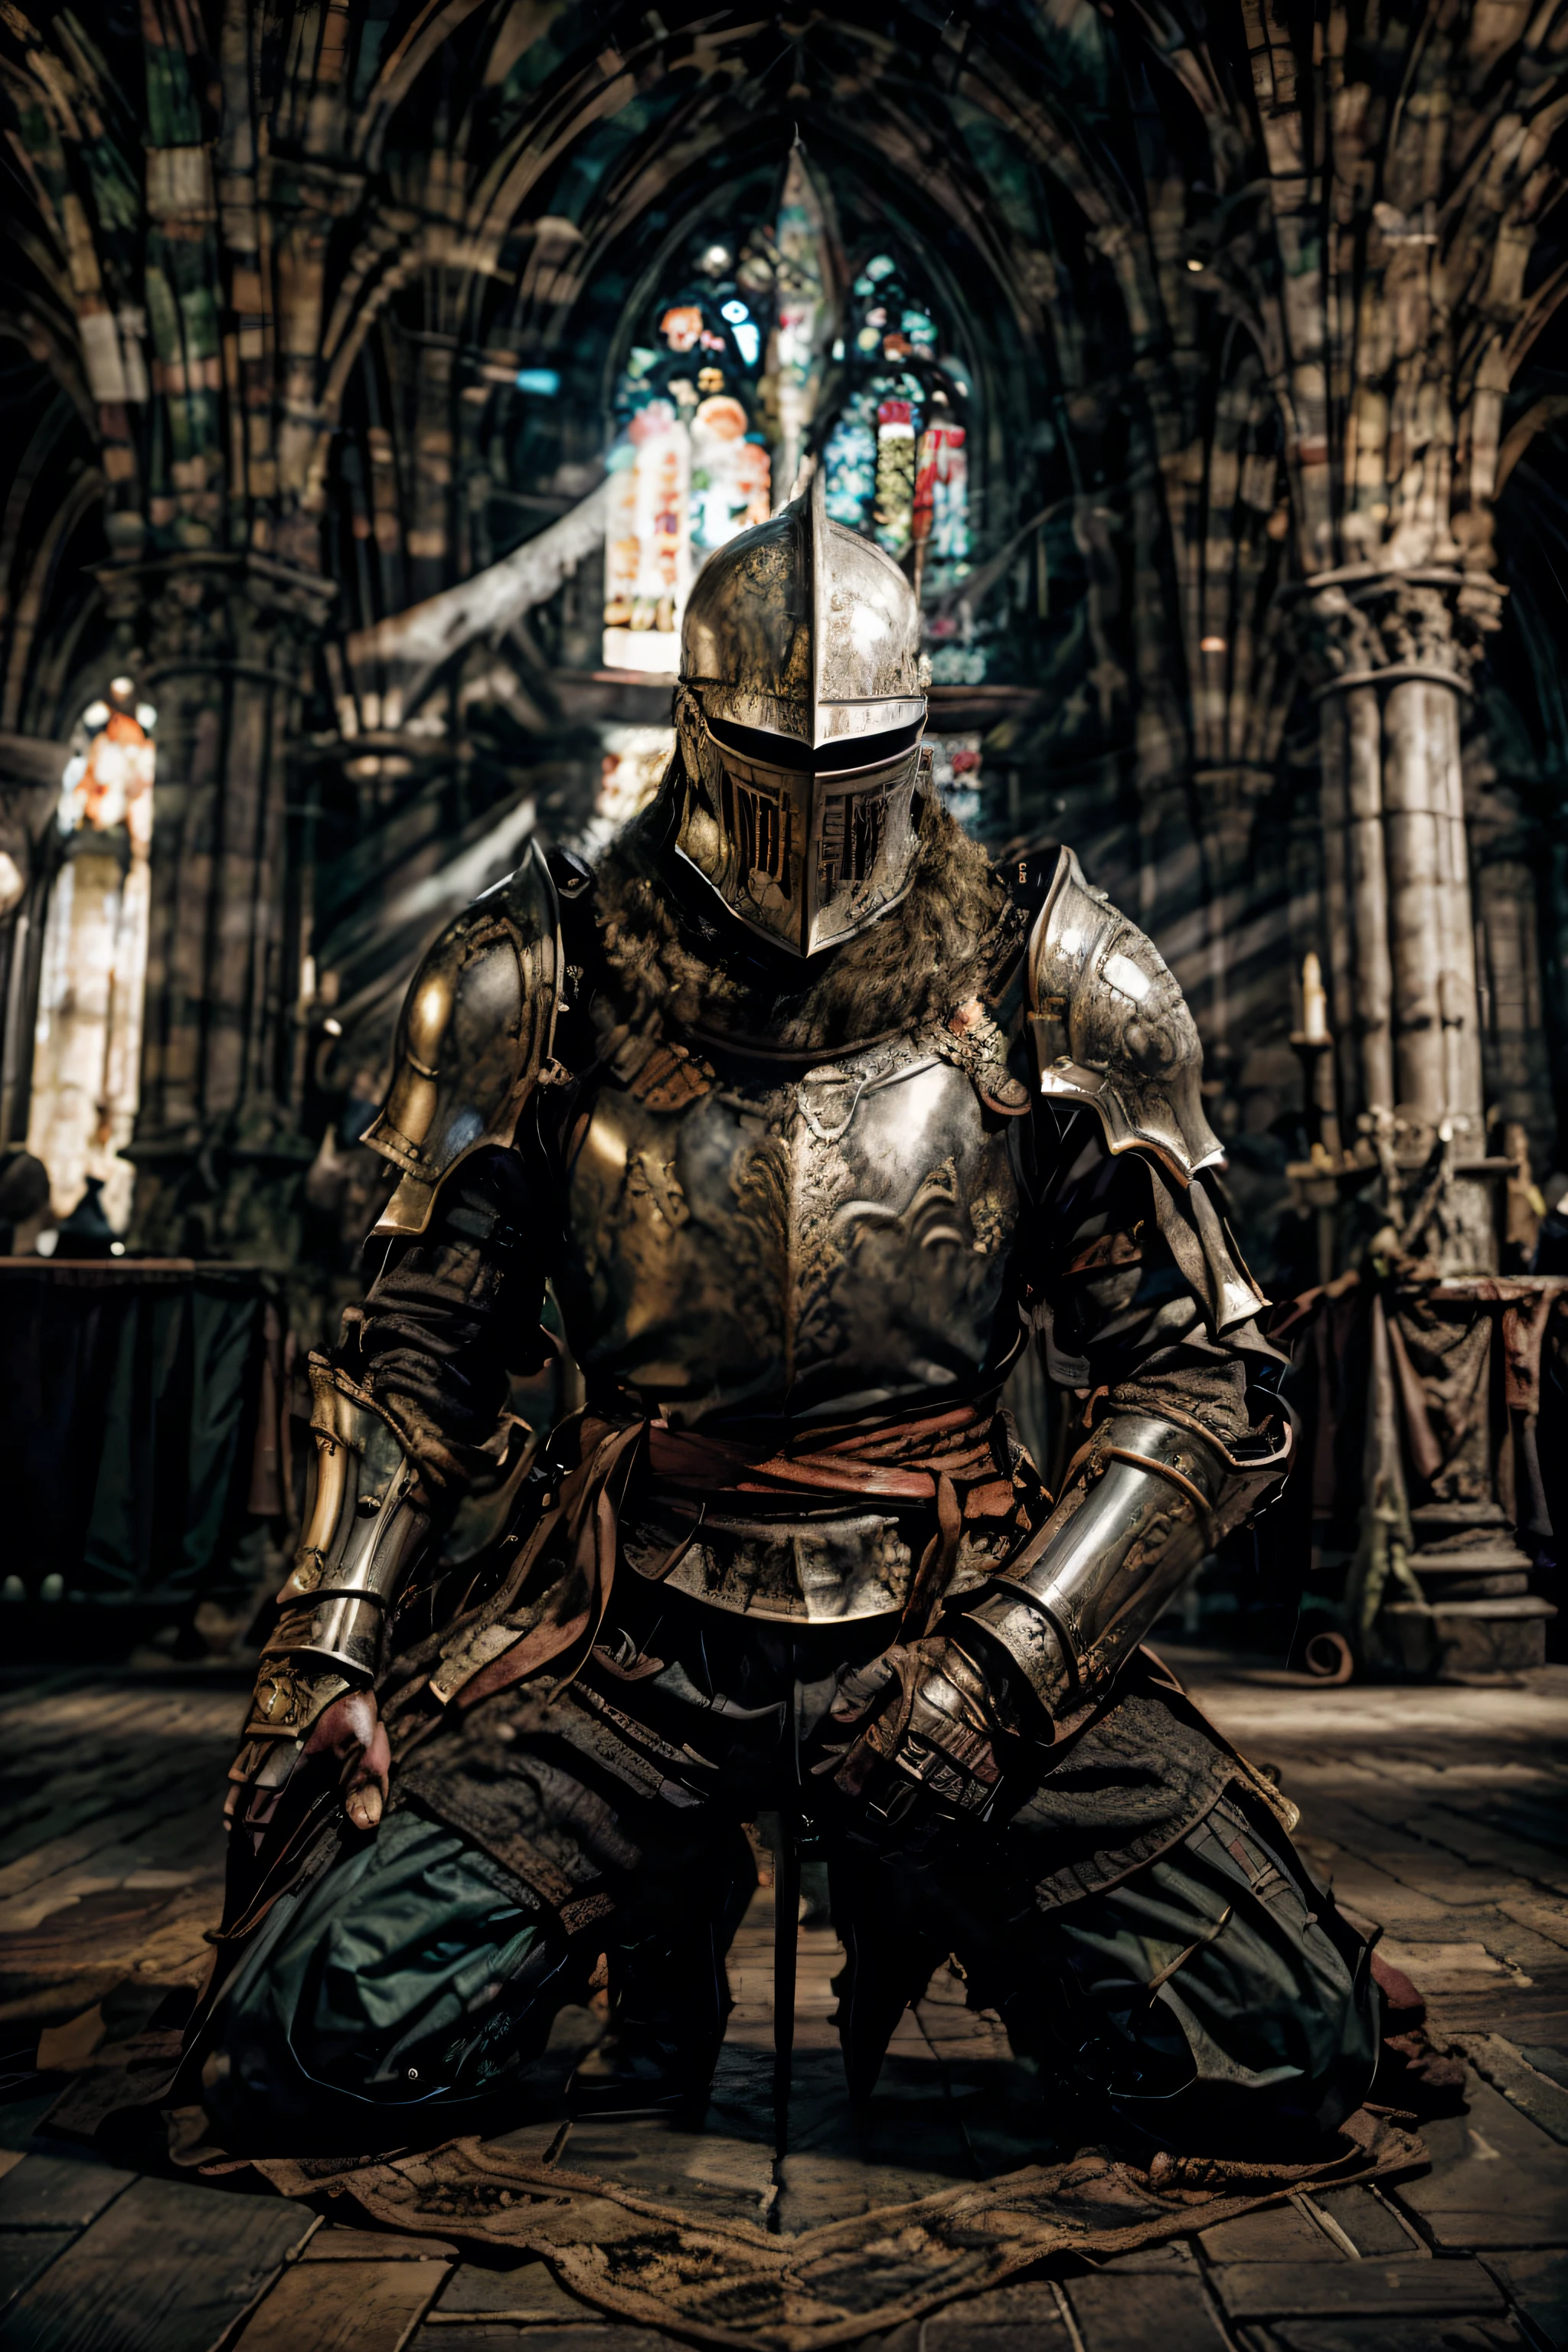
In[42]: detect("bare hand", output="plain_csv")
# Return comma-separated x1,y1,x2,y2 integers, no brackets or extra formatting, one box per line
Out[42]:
305,1687,391,1829
224,1684,391,1840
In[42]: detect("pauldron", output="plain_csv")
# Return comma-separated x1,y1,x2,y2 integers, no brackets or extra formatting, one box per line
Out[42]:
365,840,564,1236
965,1403,1291,1730
1027,847,1223,1186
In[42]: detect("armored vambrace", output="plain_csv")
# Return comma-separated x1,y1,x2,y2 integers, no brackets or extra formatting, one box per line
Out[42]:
965,1408,1289,1733
241,1364,432,1748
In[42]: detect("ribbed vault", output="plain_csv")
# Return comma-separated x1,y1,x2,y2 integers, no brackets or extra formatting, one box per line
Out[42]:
0,0,1566,1292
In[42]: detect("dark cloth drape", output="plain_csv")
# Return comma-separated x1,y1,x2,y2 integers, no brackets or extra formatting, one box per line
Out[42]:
0,1261,273,1606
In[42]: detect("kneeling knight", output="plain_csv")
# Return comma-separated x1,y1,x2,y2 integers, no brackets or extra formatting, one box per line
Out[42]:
192,472,1377,2158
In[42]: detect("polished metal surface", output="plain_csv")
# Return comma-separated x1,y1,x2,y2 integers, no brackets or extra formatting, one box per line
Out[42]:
681,466,926,750
966,1410,1263,1723
560,1021,1021,1622
259,1364,430,1685
366,840,562,1234
674,468,929,955
342,795,1283,1640
240,1661,351,1743
1027,847,1240,1203
560,1026,1022,1432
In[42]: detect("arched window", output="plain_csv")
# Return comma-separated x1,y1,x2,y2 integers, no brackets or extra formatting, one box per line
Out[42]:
601,270,776,671
26,681,155,1237
601,152,832,673
596,186,980,746
822,253,972,598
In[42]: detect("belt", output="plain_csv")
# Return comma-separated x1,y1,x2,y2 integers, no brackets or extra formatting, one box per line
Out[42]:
645,1396,1011,1512
388,1399,1045,1724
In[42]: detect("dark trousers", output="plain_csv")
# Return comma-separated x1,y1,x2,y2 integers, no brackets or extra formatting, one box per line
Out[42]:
199,1607,1378,2160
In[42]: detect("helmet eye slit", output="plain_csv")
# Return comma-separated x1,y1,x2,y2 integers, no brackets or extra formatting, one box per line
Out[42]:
818,790,886,888
850,791,885,882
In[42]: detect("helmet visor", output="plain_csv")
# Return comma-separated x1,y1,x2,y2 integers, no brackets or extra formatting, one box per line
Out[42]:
687,714,925,956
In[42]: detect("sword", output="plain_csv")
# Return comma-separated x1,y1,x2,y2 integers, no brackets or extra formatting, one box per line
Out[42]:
773,1809,800,2150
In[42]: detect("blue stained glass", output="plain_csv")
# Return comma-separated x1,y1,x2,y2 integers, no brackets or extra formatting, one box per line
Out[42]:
824,392,877,528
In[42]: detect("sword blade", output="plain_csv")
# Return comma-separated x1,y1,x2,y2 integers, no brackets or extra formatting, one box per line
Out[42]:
773,1811,801,2149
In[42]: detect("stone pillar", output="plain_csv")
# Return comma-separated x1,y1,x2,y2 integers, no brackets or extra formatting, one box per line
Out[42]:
1304,571,1501,1277
1304,570,1555,1674
105,553,335,1263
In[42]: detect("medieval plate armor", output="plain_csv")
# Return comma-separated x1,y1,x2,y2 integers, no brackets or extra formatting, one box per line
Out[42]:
1028,845,1225,1184
194,477,1380,2165
365,841,563,1236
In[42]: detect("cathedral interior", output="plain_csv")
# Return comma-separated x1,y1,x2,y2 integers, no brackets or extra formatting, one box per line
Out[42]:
1,2,1567,2347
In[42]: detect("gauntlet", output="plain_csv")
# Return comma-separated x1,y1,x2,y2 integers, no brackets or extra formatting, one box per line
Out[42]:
829,1636,1011,1824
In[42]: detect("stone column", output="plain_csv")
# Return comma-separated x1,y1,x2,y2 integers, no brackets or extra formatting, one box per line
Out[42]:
1304,570,1556,1674
103,552,335,1263
1303,571,1501,1277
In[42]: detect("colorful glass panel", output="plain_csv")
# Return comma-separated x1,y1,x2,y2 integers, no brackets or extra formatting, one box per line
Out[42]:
603,259,775,671
821,253,971,593
27,687,155,1233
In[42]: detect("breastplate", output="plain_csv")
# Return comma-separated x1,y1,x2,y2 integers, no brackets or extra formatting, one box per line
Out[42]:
554,1027,1024,1623
556,1029,1022,1431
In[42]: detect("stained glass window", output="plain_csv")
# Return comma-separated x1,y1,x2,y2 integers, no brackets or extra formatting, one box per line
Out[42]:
928,731,983,828
27,681,155,1235
603,282,773,673
601,154,833,677
598,201,975,699
822,253,972,599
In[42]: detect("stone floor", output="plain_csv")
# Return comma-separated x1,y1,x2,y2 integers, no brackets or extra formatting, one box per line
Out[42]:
0,1643,1564,2350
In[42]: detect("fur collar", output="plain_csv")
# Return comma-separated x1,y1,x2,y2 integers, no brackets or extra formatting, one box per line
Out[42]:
592,774,1019,1054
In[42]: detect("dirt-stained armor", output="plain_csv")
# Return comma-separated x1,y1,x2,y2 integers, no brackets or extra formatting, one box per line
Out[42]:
197,479,1377,2163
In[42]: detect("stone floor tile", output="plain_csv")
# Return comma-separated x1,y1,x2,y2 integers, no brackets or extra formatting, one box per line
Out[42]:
1388,2079,1568,2249
1305,2184,1426,2257
1455,2034,1568,2144
1246,2318,1525,2350
411,2329,678,2350
431,2259,606,2321
0,2231,71,2318
1199,2201,1342,2262
1479,2246,1568,2349
234,2258,451,2350
1208,2255,1504,2320
302,2225,460,2260
0,2174,315,2352
1062,2269,1229,2350
0,2149,132,2230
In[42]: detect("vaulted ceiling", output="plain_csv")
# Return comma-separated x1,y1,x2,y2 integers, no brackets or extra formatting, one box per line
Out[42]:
4,0,1568,1262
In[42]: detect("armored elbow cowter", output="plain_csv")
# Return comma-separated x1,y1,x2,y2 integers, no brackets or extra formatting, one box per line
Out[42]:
241,1362,432,1746
965,1407,1290,1733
